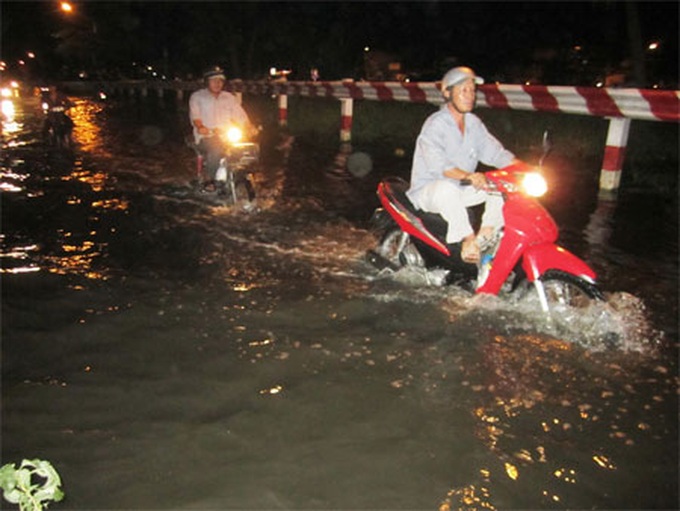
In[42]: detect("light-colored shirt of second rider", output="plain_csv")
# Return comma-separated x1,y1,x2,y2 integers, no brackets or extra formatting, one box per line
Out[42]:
189,88,249,144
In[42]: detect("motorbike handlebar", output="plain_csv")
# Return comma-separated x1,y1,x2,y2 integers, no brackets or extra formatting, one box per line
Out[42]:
460,177,500,194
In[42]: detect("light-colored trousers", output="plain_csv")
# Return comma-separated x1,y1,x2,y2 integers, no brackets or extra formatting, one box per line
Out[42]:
408,179,504,243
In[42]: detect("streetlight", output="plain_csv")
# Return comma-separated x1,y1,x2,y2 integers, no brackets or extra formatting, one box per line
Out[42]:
56,0,100,77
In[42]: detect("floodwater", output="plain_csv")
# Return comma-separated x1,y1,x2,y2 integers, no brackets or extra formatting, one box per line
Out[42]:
2,95,678,510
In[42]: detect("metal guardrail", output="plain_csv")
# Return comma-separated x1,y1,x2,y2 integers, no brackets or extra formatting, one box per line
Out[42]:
90,79,680,122
74,79,680,191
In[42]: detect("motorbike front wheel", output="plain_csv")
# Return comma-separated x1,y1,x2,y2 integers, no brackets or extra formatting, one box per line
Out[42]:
222,173,255,205
516,269,604,311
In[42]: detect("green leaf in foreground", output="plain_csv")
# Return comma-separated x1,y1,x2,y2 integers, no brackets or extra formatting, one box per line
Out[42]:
0,459,64,511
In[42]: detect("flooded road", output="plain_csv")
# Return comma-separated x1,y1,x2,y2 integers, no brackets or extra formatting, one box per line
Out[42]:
2,95,678,510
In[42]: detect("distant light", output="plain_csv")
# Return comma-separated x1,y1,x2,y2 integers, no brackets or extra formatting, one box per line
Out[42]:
27,51,35,59
364,46,370,52
595,81,604,88
60,1,73,13
2,98,15,119
647,41,660,51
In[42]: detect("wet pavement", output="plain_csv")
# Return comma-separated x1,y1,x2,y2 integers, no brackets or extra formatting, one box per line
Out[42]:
1,94,678,509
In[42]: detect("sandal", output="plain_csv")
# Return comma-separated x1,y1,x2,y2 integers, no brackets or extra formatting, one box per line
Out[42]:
461,237,480,263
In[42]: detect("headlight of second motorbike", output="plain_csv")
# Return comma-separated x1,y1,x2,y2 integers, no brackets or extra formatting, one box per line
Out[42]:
221,126,244,144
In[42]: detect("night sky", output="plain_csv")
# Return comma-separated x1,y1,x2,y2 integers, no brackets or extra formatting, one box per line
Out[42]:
1,1,678,87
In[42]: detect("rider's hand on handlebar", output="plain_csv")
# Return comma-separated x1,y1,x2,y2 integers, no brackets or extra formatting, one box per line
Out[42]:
467,172,487,190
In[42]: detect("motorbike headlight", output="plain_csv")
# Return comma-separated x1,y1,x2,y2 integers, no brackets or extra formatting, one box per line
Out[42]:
225,126,243,144
522,172,547,197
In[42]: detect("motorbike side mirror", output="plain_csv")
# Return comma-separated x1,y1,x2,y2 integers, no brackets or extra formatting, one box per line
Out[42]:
539,130,552,167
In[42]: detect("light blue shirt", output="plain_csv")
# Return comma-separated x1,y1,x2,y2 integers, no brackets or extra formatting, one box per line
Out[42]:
407,106,515,197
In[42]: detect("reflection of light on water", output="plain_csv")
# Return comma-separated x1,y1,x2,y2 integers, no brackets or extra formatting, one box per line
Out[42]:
233,282,257,292
1,98,23,136
0,243,41,274
441,484,494,511
0,244,39,258
63,170,107,192
2,266,41,274
41,234,107,280
1,169,28,181
504,462,519,480
69,100,108,155
437,324,675,510
553,467,577,483
1,234,107,279
0,181,23,192
92,198,128,210
592,454,617,470
2,121,22,135
2,98,15,121
259,385,283,395
63,241,95,253
46,251,106,280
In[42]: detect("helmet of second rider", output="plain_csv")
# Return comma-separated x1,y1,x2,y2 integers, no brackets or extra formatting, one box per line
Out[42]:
203,65,226,81
440,66,484,93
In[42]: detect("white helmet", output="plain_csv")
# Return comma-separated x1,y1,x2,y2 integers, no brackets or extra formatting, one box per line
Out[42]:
440,66,484,92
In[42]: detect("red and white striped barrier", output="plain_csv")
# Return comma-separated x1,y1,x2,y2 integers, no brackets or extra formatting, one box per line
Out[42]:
229,80,679,123
236,80,676,191
476,84,679,122
102,79,679,191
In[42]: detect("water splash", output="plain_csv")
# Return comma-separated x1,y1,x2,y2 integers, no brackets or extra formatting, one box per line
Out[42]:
451,290,663,353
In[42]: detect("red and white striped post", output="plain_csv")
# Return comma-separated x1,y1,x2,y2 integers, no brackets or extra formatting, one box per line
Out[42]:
278,94,288,126
599,117,631,191
340,98,353,142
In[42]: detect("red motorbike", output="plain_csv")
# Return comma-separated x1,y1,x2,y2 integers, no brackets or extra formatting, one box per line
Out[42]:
367,161,603,312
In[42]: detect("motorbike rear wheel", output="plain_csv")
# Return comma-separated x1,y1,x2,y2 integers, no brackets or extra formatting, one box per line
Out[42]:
376,228,425,269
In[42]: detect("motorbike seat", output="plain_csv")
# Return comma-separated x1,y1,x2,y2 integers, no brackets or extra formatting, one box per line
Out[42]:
382,177,448,240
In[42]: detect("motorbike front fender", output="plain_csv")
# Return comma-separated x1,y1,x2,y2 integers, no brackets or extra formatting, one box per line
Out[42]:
522,244,597,282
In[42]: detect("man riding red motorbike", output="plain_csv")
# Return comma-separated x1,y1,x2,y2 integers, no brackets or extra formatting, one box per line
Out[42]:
406,66,521,263
368,66,603,312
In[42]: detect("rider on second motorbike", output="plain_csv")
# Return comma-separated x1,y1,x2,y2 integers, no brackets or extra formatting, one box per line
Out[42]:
42,85,74,143
406,66,520,264
189,65,254,192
